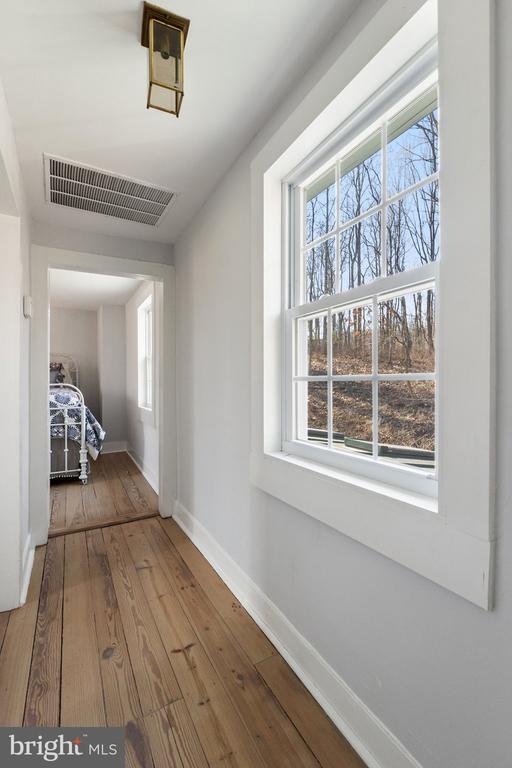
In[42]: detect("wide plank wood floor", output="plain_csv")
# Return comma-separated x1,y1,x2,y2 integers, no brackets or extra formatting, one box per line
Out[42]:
49,451,159,537
0,516,366,768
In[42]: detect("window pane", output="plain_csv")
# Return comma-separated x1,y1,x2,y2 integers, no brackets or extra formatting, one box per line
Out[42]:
379,288,435,374
387,102,439,196
332,304,372,374
297,381,328,445
378,381,435,468
340,212,381,291
386,181,439,274
147,309,153,356
332,382,373,455
137,297,153,410
305,237,335,302
305,168,336,244
340,133,381,223
297,315,328,376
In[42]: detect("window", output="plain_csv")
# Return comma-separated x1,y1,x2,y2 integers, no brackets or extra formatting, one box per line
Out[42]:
253,1,494,608
138,294,154,411
286,88,439,494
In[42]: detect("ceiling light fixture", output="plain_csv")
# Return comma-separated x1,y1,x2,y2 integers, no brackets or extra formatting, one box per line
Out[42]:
141,2,190,117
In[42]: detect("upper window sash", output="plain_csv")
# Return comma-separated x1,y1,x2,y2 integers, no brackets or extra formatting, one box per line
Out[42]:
302,170,439,253
283,44,438,191
292,85,439,311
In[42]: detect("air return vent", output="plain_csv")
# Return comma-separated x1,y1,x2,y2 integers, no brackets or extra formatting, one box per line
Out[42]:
43,154,175,226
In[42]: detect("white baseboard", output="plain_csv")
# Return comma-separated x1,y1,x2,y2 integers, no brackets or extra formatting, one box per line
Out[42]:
127,446,159,494
102,440,127,454
172,500,422,768
20,533,35,606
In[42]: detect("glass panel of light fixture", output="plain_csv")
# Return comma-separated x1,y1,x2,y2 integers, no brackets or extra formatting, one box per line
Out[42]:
148,83,179,114
151,19,183,89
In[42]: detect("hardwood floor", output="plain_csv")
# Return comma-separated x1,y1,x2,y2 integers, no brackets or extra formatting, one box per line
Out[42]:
0,515,366,768
49,451,159,537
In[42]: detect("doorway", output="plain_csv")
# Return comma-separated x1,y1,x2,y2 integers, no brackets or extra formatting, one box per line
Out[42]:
47,269,163,536
29,246,176,547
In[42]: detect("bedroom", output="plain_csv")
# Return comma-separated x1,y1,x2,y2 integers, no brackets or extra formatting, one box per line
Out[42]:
48,268,162,534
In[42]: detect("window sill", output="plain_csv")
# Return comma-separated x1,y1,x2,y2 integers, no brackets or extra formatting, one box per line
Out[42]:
283,439,437,499
250,450,493,609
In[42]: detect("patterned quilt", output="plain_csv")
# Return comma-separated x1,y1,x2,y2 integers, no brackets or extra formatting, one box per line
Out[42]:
49,387,106,460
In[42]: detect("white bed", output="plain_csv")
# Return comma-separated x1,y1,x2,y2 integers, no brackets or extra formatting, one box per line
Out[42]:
49,354,105,484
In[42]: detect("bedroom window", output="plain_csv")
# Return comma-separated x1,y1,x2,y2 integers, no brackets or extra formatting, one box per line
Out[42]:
286,86,439,494
138,294,154,411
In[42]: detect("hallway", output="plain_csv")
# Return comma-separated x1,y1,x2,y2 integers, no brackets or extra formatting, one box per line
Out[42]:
49,452,159,537
0,515,364,768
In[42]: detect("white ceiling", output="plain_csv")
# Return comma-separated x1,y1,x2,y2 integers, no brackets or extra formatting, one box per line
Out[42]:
49,268,142,310
0,0,359,244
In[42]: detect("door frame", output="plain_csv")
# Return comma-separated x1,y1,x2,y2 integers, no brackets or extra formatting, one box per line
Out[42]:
29,245,176,546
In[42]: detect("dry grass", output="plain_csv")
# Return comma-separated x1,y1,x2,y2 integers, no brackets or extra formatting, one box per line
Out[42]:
307,346,434,451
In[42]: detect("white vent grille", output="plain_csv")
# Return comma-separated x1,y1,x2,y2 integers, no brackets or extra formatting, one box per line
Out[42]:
44,155,175,226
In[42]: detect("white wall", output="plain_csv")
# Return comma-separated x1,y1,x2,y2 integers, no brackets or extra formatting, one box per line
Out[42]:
50,307,100,417
98,305,127,448
125,281,159,490
173,2,511,767
32,221,173,265
0,75,31,610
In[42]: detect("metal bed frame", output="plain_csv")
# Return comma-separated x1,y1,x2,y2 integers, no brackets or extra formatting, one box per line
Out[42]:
49,358,89,484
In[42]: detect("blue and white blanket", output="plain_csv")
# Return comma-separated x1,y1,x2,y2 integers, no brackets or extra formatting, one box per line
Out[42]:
49,388,106,460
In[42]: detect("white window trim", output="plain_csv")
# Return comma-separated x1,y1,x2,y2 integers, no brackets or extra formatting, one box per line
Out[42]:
137,289,156,425
250,0,495,609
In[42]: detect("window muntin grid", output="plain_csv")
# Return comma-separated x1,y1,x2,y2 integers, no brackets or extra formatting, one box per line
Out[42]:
293,284,435,468
289,86,439,478
300,89,439,306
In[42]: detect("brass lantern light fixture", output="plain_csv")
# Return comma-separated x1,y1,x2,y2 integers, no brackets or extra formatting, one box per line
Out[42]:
141,2,190,117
